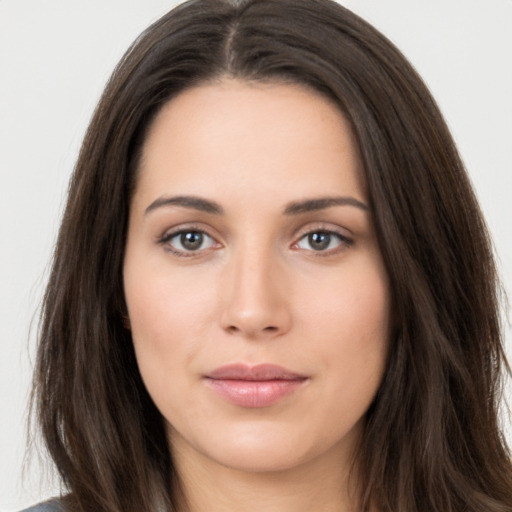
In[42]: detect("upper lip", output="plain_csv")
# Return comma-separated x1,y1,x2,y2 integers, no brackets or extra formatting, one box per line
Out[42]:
206,363,307,381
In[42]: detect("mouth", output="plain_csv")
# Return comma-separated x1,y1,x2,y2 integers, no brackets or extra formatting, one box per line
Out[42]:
204,363,308,408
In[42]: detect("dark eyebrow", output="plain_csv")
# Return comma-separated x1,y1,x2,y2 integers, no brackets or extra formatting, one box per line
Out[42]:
145,195,224,215
283,196,369,215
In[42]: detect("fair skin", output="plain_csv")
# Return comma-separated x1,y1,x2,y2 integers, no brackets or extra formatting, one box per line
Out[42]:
123,79,391,512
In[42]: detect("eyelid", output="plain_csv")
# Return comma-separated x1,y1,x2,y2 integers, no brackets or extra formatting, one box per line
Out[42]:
290,223,354,254
156,222,353,257
158,223,222,256
292,222,353,240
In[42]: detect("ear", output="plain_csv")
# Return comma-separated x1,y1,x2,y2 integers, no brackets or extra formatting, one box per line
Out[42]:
115,292,131,330
122,314,131,330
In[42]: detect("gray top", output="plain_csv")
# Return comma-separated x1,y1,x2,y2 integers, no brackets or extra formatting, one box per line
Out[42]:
19,499,62,512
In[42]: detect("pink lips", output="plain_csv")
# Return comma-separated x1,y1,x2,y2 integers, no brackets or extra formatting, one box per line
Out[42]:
204,363,307,408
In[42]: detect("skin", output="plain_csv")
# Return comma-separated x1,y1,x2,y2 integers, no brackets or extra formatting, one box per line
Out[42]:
123,79,391,512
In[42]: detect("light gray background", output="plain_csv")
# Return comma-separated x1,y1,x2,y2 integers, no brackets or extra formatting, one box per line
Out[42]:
1,1,511,510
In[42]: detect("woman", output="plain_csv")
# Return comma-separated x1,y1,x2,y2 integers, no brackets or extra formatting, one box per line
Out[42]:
24,0,512,511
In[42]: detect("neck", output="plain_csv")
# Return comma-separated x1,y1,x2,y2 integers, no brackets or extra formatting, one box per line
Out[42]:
171,440,362,512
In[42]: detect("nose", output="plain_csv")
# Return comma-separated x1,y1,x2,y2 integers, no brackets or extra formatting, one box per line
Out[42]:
219,246,292,339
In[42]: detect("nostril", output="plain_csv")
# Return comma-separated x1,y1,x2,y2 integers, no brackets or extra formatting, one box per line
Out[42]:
225,324,279,335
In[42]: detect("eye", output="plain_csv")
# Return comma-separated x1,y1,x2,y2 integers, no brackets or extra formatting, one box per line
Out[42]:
161,229,218,255
295,230,352,253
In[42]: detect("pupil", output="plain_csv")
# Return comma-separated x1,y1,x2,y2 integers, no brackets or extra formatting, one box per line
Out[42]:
181,231,203,250
308,232,330,251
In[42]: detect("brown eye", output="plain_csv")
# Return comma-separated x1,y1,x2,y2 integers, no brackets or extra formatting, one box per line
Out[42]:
296,230,352,253
307,232,331,251
180,231,204,251
163,230,217,254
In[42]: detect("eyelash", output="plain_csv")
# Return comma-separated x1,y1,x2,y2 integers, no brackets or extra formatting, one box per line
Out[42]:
292,228,353,256
158,224,219,257
158,225,353,257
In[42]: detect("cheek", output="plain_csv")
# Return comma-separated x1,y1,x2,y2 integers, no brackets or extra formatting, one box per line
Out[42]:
297,254,391,395
300,252,390,335
124,272,207,429
125,268,211,358
123,253,228,411
125,237,216,328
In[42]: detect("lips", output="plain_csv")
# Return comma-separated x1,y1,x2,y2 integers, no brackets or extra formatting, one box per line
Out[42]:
204,363,308,408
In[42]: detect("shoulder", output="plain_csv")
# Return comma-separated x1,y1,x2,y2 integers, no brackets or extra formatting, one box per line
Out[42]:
19,498,62,512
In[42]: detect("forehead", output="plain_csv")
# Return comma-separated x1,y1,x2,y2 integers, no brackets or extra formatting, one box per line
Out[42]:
135,79,367,207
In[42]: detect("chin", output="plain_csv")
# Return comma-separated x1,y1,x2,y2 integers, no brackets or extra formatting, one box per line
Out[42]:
167,417,361,475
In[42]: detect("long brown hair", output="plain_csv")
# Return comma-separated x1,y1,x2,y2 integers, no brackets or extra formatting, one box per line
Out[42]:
32,1,512,511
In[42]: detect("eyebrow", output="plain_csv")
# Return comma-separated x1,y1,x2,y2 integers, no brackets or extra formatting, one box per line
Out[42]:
145,195,224,215
283,196,369,215
144,194,369,216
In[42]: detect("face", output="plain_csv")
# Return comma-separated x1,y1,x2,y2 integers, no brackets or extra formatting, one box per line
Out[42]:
123,80,391,477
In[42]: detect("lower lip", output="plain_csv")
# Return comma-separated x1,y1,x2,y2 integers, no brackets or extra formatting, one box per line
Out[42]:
205,378,306,408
